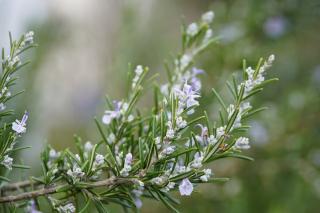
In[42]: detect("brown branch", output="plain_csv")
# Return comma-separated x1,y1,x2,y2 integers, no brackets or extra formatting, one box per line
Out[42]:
0,179,41,193
0,177,133,203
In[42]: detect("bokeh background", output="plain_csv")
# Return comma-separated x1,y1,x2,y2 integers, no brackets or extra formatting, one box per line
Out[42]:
1,0,320,212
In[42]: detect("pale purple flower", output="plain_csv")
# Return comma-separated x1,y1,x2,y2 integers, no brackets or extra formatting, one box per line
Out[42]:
26,200,42,213
102,101,122,124
175,82,200,111
190,67,204,91
195,124,208,146
12,111,28,134
125,153,133,165
95,154,104,166
120,153,133,177
179,178,193,196
134,197,143,209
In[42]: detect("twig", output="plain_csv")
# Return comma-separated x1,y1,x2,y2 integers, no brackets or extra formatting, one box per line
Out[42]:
0,177,133,203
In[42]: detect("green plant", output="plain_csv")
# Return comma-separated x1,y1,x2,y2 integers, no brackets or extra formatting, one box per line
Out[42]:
0,11,276,212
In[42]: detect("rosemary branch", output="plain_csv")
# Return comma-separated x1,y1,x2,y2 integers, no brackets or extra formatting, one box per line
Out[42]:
0,177,133,203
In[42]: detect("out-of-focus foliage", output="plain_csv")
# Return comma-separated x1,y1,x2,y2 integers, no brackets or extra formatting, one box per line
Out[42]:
149,0,320,212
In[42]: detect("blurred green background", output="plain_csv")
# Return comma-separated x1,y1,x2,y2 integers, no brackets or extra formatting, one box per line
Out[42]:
1,0,320,212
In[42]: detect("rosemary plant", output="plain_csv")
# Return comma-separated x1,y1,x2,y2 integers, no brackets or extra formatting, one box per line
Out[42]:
0,11,277,212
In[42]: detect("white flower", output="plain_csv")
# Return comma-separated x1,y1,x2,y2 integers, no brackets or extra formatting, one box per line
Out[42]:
160,84,169,96
242,55,275,94
160,146,175,158
95,154,104,166
240,102,252,112
202,11,215,23
179,178,193,196
151,176,166,185
269,54,275,63
200,168,212,182
179,54,191,70
234,137,250,150
175,165,190,174
2,155,13,170
227,104,235,118
128,114,134,122
166,128,175,139
186,23,198,36
84,141,93,153
190,152,203,168
208,135,217,145
164,182,175,192
49,149,59,160
8,56,20,67
155,137,162,149
119,165,131,177
12,111,28,134
75,154,81,162
0,103,6,111
57,203,75,213
203,29,213,43
132,65,144,88
216,126,226,138
67,165,85,180
107,133,116,144
24,31,34,45
135,65,143,76
133,179,145,187
176,116,187,129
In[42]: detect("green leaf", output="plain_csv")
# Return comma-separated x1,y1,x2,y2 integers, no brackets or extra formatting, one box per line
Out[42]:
207,177,230,183
87,144,98,175
242,107,268,120
170,170,195,182
94,118,109,146
208,152,254,162
12,164,30,169
212,88,227,113
79,199,91,213
139,138,145,168
242,88,263,100
155,190,180,213
93,198,109,213
0,175,10,182
226,81,237,99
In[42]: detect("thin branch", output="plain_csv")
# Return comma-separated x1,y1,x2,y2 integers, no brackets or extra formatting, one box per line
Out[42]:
0,177,134,203
0,179,40,192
